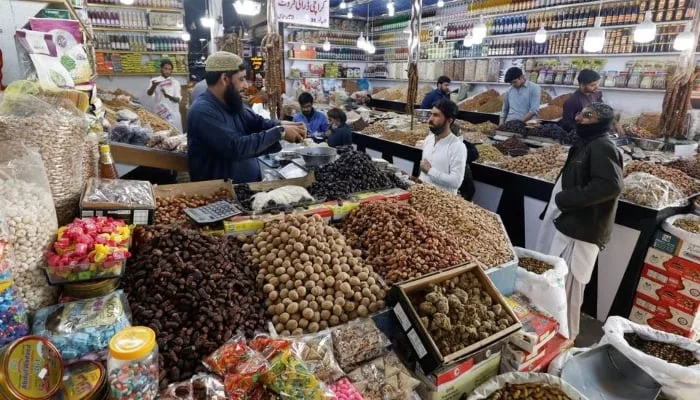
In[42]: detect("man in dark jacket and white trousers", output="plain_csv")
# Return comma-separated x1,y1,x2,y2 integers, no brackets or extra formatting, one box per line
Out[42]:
535,102,624,340
187,51,306,183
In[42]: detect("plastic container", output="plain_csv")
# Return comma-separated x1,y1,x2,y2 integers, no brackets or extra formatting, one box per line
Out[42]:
640,72,655,89
108,326,159,400
627,71,642,88
653,72,667,90
0,336,64,400
59,360,108,400
45,259,125,284
615,71,629,88
604,71,617,87
61,278,120,300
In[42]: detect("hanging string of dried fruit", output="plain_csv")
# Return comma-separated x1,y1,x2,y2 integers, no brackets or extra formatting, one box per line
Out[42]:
406,63,418,116
216,32,242,56
262,33,282,119
658,70,697,138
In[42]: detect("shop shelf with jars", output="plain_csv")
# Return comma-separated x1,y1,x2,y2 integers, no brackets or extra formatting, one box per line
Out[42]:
87,2,182,12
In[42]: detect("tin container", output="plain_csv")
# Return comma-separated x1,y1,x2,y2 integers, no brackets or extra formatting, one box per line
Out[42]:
59,360,107,400
61,278,119,300
0,336,64,400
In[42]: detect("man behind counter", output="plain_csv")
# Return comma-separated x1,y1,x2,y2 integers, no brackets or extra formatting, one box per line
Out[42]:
420,76,452,109
501,67,541,124
187,51,306,183
560,69,622,135
293,92,329,136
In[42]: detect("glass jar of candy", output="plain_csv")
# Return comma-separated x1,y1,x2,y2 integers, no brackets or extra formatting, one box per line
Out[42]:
108,327,159,400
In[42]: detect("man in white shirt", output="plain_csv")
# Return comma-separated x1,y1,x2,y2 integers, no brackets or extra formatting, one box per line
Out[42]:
147,59,182,132
419,99,467,194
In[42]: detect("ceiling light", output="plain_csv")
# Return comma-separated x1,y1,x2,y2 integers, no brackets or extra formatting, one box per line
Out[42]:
323,39,331,51
388,2,395,17
120,0,135,4
535,25,547,44
200,17,214,28
366,41,376,54
463,34,473,47
473,15,487,41
234,0,261,16
348,10,353,19
300,43,307,51
674,23,694,51
340,0,347,9
437,0,444,7
473,34,484,45
181,32,191,41
584,16,606,53
633,11,656,43
356,32,366,49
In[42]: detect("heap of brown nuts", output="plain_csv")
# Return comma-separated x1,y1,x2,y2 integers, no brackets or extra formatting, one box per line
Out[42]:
487,383,572,400
155,189,233,226
341,201,475,284
476,144,507,163
241,214,386,335
624,333,699,366
409,184,515,268
497,145,567,177
519,257,555,274
624,161,700,197
122,226,266,388
413,271,515,355
673,218,700,234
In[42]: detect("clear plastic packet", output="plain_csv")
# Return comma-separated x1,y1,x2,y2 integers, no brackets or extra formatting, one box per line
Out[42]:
291,331,345,384
82,178,155,208
328,378,364,400
250,334,293,360
203,335,273,398
0,280,30,346
160,374,227,400
622,172,688,209
346,352,420,400
331,318,390,371
31,290,131,360
267,349,336,400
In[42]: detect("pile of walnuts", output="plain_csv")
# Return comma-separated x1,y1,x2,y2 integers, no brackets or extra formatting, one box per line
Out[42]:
242,214,386,335
413,271,515,356
341,201,475,284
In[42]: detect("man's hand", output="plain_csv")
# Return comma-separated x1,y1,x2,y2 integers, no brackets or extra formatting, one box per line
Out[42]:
420,159,431,173
282,124,306,143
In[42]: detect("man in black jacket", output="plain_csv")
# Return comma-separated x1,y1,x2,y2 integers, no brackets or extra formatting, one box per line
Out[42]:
535,102,623,339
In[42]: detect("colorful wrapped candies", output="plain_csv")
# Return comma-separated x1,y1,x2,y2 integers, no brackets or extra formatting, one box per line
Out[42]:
0,228,29,346
45,217,132,283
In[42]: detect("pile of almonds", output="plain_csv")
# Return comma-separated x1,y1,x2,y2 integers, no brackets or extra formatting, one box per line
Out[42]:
241,214,386,335
409,184,515,268
155,189,233,226
341,201,475,284
624,161,700,197
497,145,567,177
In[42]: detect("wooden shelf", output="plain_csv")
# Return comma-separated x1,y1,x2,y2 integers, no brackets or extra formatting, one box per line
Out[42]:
87,3,182,12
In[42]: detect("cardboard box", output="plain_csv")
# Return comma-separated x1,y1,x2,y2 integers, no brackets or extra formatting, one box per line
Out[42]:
415,352,501,400
630,292,700,339
80,178,156,225
651,229,700,264
504,293,558,353
501,333,573,373
387,263,521,375
327,201,361,221
421,337,508,387
643,249,700,301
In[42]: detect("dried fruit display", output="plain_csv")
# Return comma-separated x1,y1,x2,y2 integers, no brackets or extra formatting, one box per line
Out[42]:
341,201,475,283
624,333,699,366
637,112,661,135
622,172,686,209
538,105,564,121
379,128,429,147
242,214,386,335
529,124,577,145
459,89,501,111
623,124,658,139
498,136,531,157
361,123,390,136
497,145,567,177
624,161,700,197
666,157,700,180
519,257,554,274
540,91,553,104
462,131,489,144
475,144,507,163
155,189,233,226
549,93,572,107
475,121,499,135
673,218,700,234
497,120,529,136
412,271,515,355
476,95,504,113
409,184,515,268
486,383,572,400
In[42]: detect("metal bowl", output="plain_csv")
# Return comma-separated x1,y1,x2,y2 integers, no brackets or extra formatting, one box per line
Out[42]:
295,146,337,168
631,137,665,151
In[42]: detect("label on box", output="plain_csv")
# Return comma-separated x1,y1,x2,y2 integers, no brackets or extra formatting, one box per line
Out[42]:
645,247,674,270
643,264,670,285
652,230,681,255
636,277,664,301
505,293,558,353
393,303,411,331
633,292,700,335
407,328,428,359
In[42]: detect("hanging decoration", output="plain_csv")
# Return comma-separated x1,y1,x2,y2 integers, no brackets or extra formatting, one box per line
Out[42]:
263,1,283,118
216,30,242,56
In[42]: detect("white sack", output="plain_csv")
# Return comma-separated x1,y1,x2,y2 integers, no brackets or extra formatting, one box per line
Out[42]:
662,214,700,245
467,372,588,400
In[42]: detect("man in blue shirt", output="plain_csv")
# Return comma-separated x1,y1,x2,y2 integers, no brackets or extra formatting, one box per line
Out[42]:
420,76,451,109
500,67,541,124
293,92,329,136
187,51,306,183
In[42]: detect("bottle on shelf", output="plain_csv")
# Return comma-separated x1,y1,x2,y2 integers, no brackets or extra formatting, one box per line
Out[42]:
99,145,119,179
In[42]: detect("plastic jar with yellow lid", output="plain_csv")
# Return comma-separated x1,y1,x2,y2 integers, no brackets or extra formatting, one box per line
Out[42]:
0,335,63,400
107,326,159,400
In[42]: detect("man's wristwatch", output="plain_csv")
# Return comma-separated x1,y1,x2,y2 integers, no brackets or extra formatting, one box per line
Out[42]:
277,125,285,140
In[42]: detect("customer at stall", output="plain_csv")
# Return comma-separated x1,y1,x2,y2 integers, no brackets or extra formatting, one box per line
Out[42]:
147,59,183,132
293,92,329,137
325,108,353,147
419,99,467,194
535,102,624,340
560,69,623,135
187,51,307,183
501,67,541,124
420,76,452,109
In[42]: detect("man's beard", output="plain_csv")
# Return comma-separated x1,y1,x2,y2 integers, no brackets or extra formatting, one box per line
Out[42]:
429,122,445,135
224,83,244,112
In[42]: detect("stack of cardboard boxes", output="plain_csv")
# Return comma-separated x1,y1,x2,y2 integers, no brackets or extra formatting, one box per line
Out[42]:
629,225,700,340
501,293,574,373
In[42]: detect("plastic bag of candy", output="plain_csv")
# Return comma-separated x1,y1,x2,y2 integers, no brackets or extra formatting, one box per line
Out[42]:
0,280,29,346
331,318,389,371
291,331,345,384
266,349,335,400
346,352,420,400
31,290,131,359
250,334,292,360
329,378,364,400
203,335,274,398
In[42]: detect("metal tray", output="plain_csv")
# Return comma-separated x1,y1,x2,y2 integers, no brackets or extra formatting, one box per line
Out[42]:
561,344,662,400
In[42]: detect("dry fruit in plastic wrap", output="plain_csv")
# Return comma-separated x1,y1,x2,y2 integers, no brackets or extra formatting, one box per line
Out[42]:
346,352,419,400
160,374,227,400
203,335,274,398
292,331,345,383
83,179,155,207
31,290,132,360
267,349,334,400
621,172,687,209
329,377,364,400
331,318,390,371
